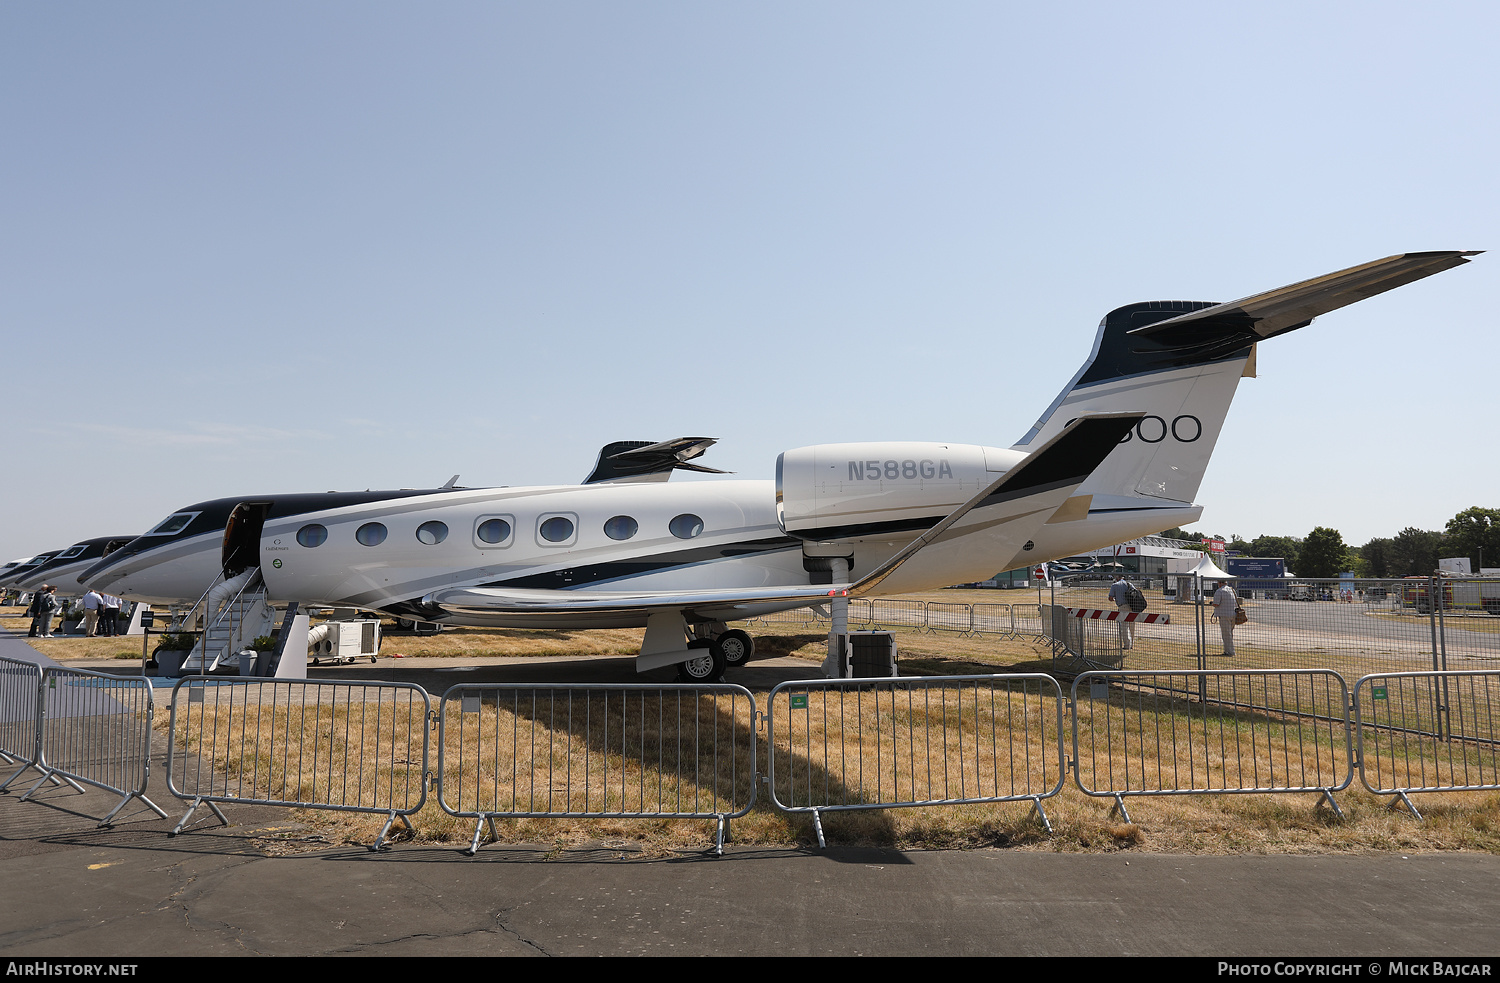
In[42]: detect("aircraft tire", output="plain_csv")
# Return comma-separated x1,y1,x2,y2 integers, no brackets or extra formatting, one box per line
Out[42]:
676,648,727,684
713,629,754,668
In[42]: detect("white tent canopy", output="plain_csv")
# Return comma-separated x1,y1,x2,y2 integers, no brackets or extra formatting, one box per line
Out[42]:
1184,553,1235,581
1167,554,1237,603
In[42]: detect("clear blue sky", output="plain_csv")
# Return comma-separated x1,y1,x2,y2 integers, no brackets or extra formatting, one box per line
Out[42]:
2,2,1495,565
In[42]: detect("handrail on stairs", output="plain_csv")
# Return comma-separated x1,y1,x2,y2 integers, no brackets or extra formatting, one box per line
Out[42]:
187,568,266,669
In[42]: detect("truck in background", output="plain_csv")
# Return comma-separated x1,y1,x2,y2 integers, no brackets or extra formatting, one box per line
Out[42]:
1401,576,1500,615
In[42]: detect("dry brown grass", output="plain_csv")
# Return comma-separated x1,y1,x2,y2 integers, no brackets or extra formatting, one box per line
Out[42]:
376,625,647,659
2,608,144,660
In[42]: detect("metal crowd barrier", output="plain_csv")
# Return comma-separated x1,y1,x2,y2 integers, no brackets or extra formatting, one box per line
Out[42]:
766,674,1067,846
1010,603,1046,638
1353,670,1500,819
970,602,1013,635
1071,670,1354,821
165,678,430,849
436,683,758,855
21,667,167,825
751,607,825,629
0,656,43,791
925,601,973,635
869,599,926,630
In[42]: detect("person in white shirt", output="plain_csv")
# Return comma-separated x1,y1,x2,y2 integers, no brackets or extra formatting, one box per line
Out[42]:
1212,580,1238,656
82,589,103,637
101,594,123,636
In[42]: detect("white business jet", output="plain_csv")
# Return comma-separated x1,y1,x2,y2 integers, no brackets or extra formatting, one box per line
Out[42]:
1,551,64,591
80,252,1478,680
13,536,136,594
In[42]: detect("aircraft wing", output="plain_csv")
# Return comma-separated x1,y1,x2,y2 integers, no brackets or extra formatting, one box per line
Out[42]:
423,413,1142,620
1127,251,1481,342
424,582,865,621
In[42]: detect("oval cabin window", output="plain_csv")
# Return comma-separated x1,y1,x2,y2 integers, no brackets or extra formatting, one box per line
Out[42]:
604,515,639,541
416,521,448,545
355,522,388,547
540,516,575,543
477,518,512,544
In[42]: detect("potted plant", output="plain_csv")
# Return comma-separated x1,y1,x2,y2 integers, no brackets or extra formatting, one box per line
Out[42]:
150,631,200,677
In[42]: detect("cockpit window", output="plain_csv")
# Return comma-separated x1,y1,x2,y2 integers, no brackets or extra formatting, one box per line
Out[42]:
147,512,201,536
55,545,87,560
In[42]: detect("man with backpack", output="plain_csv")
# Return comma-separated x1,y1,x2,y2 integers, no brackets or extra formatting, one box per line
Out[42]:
31,585,59,638
1108,574,1145,651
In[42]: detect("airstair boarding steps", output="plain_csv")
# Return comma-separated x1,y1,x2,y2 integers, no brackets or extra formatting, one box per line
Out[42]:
182,569,272,673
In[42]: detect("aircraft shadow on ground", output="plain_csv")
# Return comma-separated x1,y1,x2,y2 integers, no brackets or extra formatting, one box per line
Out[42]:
429,649,902,849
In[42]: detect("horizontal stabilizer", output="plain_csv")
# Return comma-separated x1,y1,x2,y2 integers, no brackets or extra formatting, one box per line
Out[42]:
1128,251,1481,342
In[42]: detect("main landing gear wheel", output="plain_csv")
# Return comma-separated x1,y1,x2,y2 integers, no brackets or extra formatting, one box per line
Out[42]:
676,648,727,684
713,629,754,668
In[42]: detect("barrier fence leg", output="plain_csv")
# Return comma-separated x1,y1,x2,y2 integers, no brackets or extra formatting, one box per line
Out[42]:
99,789,168,828
1390,791,1423,821
2,762,60,793
1109,794,1132,824
1319,789,1345,821
812,808,827,850
20,767,87,800
1029,796,1053,835
171,796,230,836
372,812,414,852
466,816,498,856
467,819,485,856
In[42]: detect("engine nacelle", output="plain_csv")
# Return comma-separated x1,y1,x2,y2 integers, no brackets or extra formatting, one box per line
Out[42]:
776,441,1025,539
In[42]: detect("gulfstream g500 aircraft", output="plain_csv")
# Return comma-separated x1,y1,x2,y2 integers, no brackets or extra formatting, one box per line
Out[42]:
80,252,1478,680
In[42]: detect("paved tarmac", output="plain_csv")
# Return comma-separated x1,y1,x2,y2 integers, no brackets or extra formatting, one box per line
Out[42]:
4,780,1500,957
5,632,1500,957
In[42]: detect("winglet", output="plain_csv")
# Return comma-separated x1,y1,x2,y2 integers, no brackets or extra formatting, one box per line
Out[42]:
582,437,730,484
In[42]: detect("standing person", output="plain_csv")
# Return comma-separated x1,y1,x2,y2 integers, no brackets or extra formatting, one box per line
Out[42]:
101,593,123,636
26,589,42,637
1108,574,1135,650
82,589,103,637
1213,579,1239,656
35,586,60,638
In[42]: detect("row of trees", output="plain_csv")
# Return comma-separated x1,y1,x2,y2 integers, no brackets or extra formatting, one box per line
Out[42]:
1164,506,1500,580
